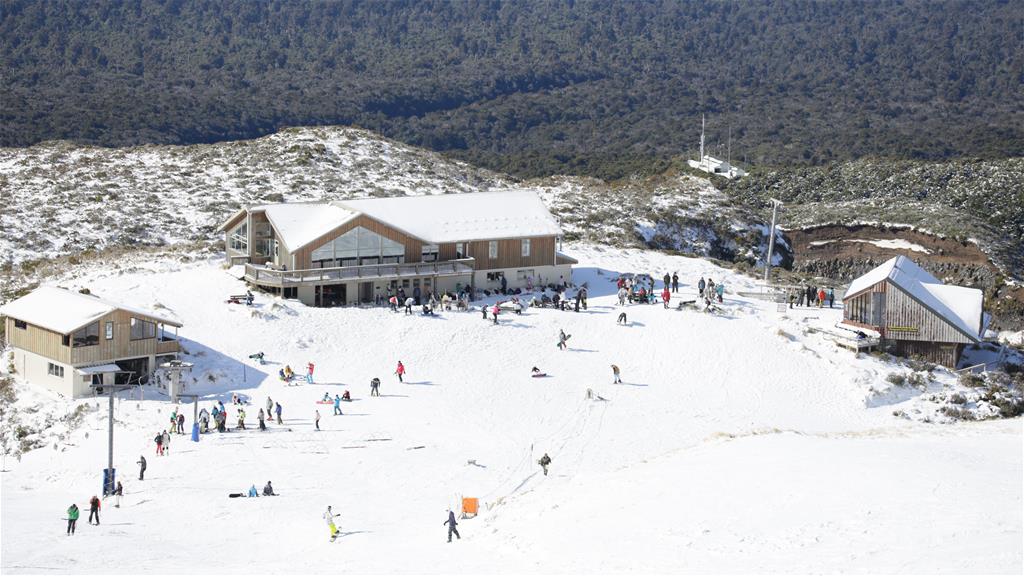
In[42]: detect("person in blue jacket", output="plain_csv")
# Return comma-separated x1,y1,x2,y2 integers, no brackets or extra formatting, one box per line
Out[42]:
333,394,343,416
248,484,259,497
444,509,461,543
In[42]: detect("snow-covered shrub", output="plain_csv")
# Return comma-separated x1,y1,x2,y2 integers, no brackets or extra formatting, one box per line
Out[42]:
949,393,967,404
959,373,985,388
886,372,906,386
907,372,926,388
940,405,975,421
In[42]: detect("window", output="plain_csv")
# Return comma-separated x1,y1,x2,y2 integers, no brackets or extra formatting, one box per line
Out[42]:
521,238,531,257
48,362,65,378
14,319,27,329
130,317,156,340
62,334,70,347
72,323,100,347
229,221,248,252
455,243,465,259
488,241,498,259
311,226,405,267
422,244,439,262
105,321,113,340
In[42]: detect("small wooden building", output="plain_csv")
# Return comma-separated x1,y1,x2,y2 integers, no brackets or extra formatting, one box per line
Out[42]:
219,190,577,307
841,256,986,367
0,287,183,397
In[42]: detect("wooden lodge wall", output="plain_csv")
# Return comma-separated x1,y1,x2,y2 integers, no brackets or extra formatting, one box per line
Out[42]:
883,285,973,344
5,317,70,364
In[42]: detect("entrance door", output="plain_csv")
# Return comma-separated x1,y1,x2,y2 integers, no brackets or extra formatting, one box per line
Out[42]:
321,284,346,307
359,282,373,303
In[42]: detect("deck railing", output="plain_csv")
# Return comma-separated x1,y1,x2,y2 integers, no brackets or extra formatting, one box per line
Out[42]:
244,258,476,287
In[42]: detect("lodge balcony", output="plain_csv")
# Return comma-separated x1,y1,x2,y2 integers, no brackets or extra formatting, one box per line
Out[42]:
243,258,476,288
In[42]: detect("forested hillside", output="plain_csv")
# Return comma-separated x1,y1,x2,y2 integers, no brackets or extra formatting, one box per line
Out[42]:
2,0,1021,178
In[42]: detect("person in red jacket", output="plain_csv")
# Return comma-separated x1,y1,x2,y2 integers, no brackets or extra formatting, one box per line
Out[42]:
817,288,826,308
395,361,405,383
88,495,101,525
661,287,671,309
306,362,315,384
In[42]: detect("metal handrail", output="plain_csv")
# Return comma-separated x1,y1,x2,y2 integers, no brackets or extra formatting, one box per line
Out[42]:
244,258,476,287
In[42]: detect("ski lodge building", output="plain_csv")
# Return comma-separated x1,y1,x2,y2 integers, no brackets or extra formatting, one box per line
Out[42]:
219,191,577,307
0,287,183,398
840,256,987,367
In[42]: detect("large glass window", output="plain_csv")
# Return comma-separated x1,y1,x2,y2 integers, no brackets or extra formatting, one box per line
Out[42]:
521,238,531,257
456,243,465,259
105,321,113,340
130,317,156,340
422,244,439,262
488,241,498,259
311,227,405,267
72,323,99,347
229,221,248,252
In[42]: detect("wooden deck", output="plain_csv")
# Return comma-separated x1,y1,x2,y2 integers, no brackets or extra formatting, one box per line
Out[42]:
244,258,476,288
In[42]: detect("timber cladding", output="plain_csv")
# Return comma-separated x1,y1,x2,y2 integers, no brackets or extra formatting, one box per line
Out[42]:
884,284,974,344
5,317,70,364
290,214,556,271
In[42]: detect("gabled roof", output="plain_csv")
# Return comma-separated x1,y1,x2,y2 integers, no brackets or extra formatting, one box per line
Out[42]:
844,256,983,341
334,190,562,243
263,203,359,252
0,286,183,334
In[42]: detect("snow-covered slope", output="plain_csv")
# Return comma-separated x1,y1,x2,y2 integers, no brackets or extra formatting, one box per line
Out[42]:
1,246,1020,574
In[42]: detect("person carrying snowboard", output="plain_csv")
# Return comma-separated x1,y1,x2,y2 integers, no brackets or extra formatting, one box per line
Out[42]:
275,402,283,425
557,329,570,350
66,503,80,535
444,509,461,543
88,495,101,525
334,394,343,414
395,361,405,383
324,506,341,542
370,377,381,397
538,453,552,476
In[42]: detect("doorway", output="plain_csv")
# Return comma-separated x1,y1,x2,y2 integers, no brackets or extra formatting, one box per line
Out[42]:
359,282,374,304
319,284,347,307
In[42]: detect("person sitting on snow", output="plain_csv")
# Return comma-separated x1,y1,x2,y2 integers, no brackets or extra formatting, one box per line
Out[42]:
341,390,351,401
248,484,259,498
323,392,331,402
263,481,275,496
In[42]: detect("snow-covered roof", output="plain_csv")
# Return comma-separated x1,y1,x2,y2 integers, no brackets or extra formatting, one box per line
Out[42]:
844,256,982,341
334,191,562,243
263,203,358,252
0,286,183,334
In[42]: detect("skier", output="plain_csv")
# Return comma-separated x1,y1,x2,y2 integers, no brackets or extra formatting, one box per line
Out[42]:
137,455,146,480
237,408,246,430
66,503,80,535
611,364,622,384
334,394,343,415
672,272,679,293
113,481,123,508
306,362,315,385
395,361,405,383
88,495,101,525
263,481,275,496
538,453,552,476
315,410,321,431
275,402,283,425
662,287,671,309
258,408,266,431
698,277,706,298
556,329,570,350
617,312,628,325
324,506,341,542
370,377,381,397
177,413,185,434
444,509,461,543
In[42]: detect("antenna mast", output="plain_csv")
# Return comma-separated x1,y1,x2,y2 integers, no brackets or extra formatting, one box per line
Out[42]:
699,114,705,162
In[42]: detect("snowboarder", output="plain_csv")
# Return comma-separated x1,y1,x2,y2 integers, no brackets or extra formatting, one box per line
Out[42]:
66,503,79,535
275,402,283,425
538,453,552,476
263,481,275,496
617,312,627,325
324,506,341,541
342,390,351,401
113,481,123,508
258,408,266,431
245,290,254,306
395,361,405,383
672,272,679,293
531,366,546,377
556,329,570,350
88,495,101,525
249,352,265,365
611,364,622,384
370,377,381,397
137,455,146,480
248,485,259,498
716,282,725,303
306,362,315,384
698,277,706,298
315,410,321,431
334,394,343,415
444,509,461,542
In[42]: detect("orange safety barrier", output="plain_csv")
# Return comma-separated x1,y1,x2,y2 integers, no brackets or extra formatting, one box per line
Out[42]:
462,497,479,516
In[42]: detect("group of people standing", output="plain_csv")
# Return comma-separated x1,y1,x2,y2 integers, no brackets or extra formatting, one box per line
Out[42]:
789,285,835,308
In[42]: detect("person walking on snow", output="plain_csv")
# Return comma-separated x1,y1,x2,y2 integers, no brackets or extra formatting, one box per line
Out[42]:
334,394,343,415
662,287,671,309
663,273,671,292
315,410,321,431
258,408,266,431
538,453,552,476
177,413,185,434
817,287,826,309
716,282,724,303
827,287,835,308
137,455,146,480
324,506,341,541
611,364,622,384
672,272,679,293
237,408,246,430
275,402,283,425
698,277,706,298
88,495,101,525
491,304,500,325
154,432,164,456
66,503,80,535
370,377,381,397
395,361,406,383
306,362,315,384
113,481,123,508
557,329,570,350
444,509,461,543
266,397,273,417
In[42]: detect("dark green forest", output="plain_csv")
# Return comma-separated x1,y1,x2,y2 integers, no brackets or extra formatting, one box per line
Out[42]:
2,0,1022,178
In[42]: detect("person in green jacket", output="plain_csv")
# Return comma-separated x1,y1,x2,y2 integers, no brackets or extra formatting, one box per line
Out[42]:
66,503,79,535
